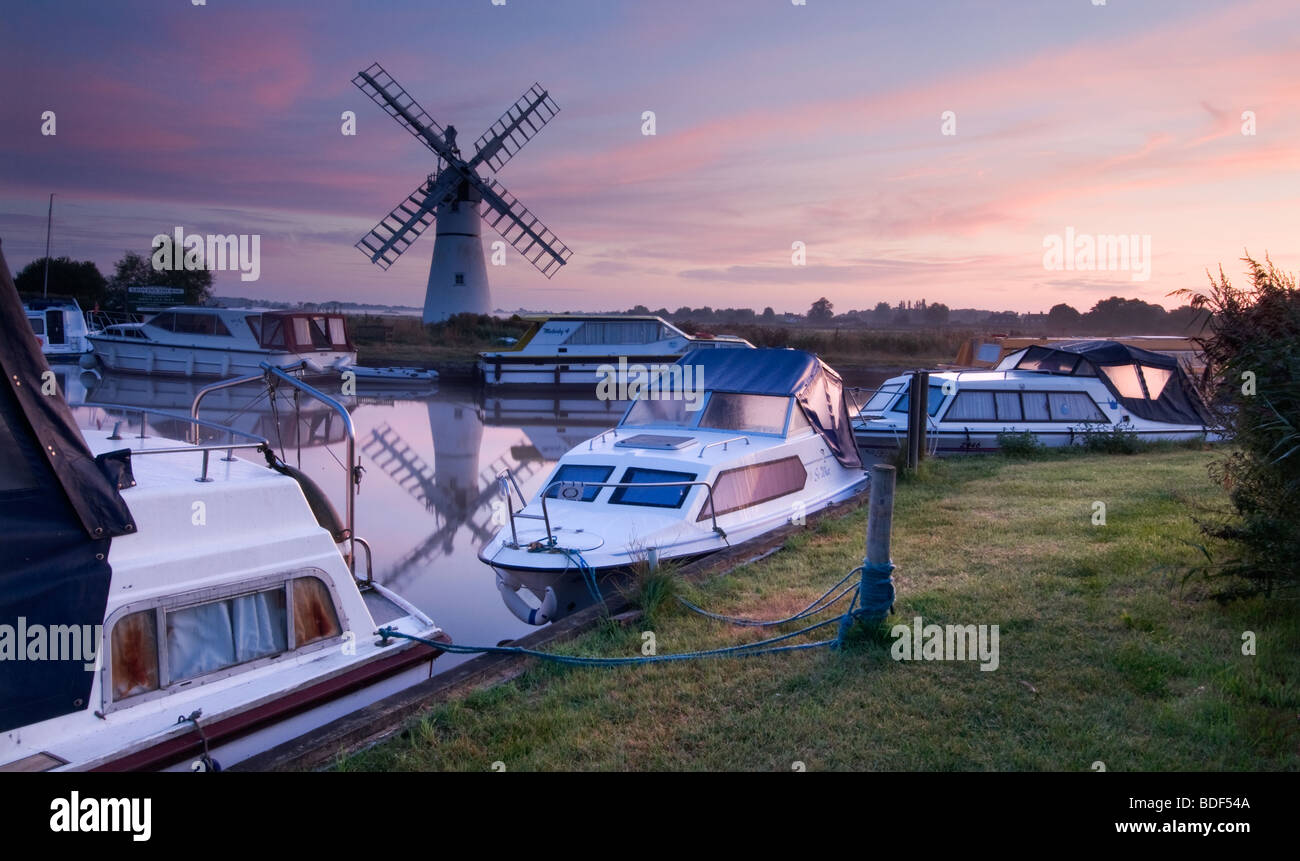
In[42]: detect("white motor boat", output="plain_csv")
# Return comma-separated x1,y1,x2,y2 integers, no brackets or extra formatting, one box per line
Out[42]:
480,348,868,625
853,340,1219,456
478,314,754,387
0,251,447,772
87,306,358,379
22,296,94,359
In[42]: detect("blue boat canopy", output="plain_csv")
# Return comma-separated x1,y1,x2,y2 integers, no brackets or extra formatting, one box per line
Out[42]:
998,339,1212,426
675,348,863,468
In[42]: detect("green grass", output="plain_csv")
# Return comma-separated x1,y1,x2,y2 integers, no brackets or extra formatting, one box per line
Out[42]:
337,448,1300,772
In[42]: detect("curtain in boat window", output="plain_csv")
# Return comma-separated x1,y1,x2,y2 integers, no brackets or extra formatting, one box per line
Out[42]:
1048,392,1106,422
565,320,661,346
1022,391,1051,421
166,590,287,683
701,456,807,520
994,392,1023,421
946,391,996,420
328,317,348,348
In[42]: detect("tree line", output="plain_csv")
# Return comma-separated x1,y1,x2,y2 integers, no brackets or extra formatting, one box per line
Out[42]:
14,242,212,310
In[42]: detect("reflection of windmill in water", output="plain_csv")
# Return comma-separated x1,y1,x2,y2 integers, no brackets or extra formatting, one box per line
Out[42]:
352,63,571,322
361,400,545,588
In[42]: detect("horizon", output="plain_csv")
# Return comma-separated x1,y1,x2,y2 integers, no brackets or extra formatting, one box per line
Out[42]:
2,0,1297,315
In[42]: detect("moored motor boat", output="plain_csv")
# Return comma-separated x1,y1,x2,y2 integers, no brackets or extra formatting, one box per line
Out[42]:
852,340,1220,456
477,314,754,388
480,348,869,624
0,249,447,772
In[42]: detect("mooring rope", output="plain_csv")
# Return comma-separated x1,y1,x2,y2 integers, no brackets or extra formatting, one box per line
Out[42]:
377,555,895,665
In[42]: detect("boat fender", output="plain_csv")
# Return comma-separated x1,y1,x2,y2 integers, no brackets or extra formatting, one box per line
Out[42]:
496,574,558,626
265,456,350,542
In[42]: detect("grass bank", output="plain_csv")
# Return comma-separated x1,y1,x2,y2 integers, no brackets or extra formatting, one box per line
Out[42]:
339,447,1299,771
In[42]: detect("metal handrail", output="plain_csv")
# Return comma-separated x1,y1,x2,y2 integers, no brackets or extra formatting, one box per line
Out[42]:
587,427,618,450
72,401,269,482
497,473,723,548
260,364,360,576
190,362,362,576
696,436,749,457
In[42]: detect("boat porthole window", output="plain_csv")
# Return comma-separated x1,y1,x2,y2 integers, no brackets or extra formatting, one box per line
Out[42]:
110,609,160,702
292,576,342,647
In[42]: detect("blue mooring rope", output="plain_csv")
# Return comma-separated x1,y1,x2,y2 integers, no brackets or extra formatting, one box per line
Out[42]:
377,555,895,665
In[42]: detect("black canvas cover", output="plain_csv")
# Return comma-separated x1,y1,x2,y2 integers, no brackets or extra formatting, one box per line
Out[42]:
1011,340,1212,426
0,244,135,733
675,348,863,468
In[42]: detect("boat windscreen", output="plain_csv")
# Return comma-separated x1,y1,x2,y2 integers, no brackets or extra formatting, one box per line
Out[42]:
623,398,694,427
697,393,790,434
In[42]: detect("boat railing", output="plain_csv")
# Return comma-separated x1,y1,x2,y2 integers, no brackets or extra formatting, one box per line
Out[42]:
845,380,911,417
494,470,723,548
697,436,749,457
192,362,365,579
587,427,619,450
85,309,145,332
71,402,268,483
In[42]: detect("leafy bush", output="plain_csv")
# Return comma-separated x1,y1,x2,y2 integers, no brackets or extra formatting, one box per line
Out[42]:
1078,423,1144,454
996,430,1048,458
1173,255,1300,596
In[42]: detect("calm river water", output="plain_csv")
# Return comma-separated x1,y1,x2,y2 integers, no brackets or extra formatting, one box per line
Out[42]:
61,365,889,676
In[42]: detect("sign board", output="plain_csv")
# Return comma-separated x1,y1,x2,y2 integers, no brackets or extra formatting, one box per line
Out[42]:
126,285,185,312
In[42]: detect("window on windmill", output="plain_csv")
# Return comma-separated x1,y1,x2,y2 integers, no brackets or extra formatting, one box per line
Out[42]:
455,273,465,285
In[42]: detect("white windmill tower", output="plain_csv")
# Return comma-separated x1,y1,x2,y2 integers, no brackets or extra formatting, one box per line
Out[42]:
353,64,571,323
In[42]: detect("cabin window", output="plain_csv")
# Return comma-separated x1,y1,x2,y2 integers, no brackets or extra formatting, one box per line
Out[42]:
610,467,695,508
1073,359,1098,377
1016,352,1077,374
261,317,285,348
1048,392,1106,421
1138,365,1172,398
1099,364,1146,400
328,317,348,348
246,316,262,341
165,589,288,683
945,391,997,420
701,456,807,520
110,609,159,702
890,385,946,417
28,317,45,335
565,320,661,346
148,312,176,332
543,464,614,502
172,313,232,337
292,577,342,647
994,392,1023,421
787,404,813,435
1022,392,1051,421
698,393,790,435
623,397,693,428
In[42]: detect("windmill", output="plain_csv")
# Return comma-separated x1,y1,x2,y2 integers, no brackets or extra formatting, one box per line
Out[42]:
353,63,572,323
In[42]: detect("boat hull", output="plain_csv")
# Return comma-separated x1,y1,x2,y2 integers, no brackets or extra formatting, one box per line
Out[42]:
88,336,354,379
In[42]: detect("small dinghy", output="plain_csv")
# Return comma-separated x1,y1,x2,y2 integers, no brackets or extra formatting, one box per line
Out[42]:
480,348,869,625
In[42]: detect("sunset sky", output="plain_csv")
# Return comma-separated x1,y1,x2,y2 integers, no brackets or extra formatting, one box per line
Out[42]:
1,0,1297,314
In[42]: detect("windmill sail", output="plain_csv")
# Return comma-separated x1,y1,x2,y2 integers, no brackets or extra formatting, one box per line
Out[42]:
477,178,572,278
356,173,459,269
470,83,560,174
352,63,454,160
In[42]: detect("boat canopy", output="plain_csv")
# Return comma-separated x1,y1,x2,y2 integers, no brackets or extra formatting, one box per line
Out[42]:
675,348,862,468
0,247,135,733
998,340,1212,426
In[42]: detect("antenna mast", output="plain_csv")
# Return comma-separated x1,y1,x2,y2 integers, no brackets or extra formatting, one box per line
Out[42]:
43,193,54,298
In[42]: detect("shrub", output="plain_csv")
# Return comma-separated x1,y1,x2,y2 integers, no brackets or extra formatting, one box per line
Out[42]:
1173,254,1300,596
996,430,1047,458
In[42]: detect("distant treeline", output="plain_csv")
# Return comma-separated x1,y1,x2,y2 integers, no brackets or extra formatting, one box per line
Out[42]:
587,296,1208,336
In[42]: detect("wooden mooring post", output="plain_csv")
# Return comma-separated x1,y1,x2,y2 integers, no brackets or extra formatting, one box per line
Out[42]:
905,370,929,470
843,462,897,633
